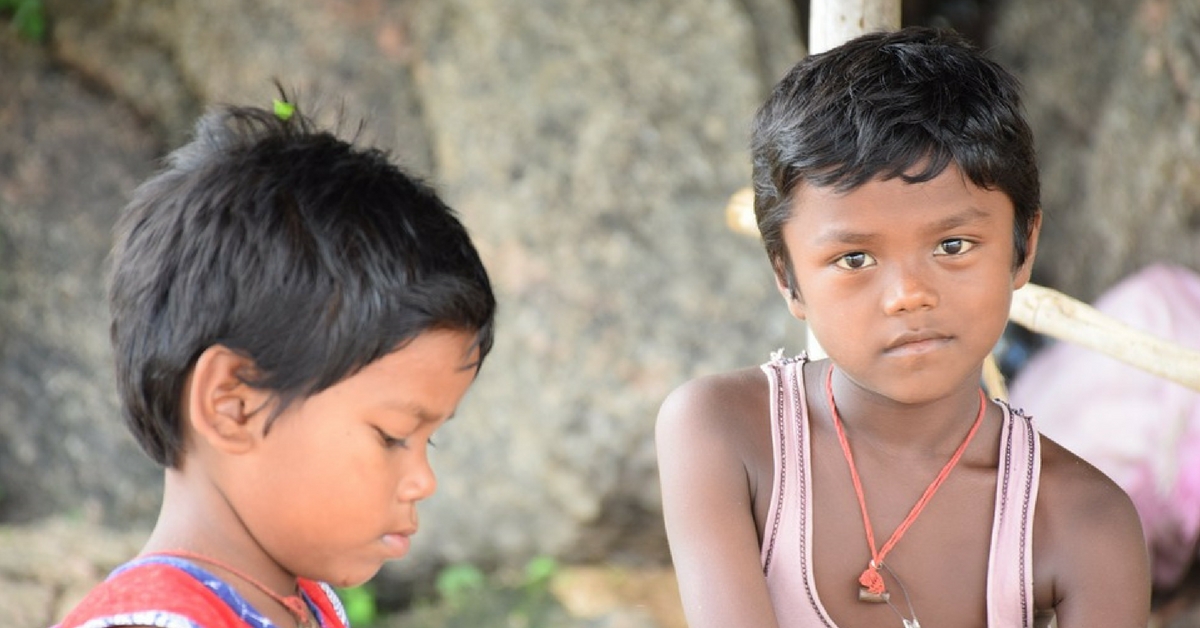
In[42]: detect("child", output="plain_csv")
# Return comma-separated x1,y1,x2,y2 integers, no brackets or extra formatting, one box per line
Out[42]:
656,27,1150,628
57,92,496,628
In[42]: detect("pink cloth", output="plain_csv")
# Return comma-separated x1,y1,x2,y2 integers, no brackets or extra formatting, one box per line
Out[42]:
1009,263,1200,588
760,354,1040,627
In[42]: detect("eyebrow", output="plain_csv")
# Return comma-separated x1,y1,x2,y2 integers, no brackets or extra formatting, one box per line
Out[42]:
812,206,992,246
927,206,991,233
383,400,457,423
813,229,876,246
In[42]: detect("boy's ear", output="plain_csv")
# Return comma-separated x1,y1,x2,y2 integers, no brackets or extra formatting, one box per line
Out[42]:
1013,210,1043,289
773,264,807,321
186,345,268,455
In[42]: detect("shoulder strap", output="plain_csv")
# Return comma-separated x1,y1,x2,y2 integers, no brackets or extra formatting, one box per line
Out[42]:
759,349,807,573
986,401,1042,628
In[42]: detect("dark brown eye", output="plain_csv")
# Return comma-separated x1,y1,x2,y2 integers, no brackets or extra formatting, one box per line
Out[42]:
936,239,974,256
835,252,876,270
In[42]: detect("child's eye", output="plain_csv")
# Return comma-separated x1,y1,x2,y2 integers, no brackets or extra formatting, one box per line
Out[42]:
834,252,876,270
376,427,439,450
376,428,409,449
935,238,975,256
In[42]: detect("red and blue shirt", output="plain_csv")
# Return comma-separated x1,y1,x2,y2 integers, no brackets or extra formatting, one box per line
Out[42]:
56,555,350,628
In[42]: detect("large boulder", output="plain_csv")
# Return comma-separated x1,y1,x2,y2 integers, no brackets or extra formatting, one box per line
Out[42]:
1,0,802,592
46,0,433,172
0,29,161,525
394,0,802,582
990,0,1200,301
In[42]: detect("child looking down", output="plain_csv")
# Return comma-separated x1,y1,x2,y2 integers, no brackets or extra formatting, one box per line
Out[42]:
58,92,496,628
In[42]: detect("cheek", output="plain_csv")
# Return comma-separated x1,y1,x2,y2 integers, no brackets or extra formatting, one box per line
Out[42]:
797,276,869,323
960,279,1015,338
350,456,401,498
270,420,384,497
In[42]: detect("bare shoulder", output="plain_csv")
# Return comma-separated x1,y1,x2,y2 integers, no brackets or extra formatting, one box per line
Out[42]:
655,365,776,476
1037,434,1140,522
1036,434,1145,543
656,365,769,439
1034,433,1151,626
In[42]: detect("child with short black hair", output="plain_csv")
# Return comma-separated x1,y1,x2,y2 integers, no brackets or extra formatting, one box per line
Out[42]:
57,92,496,628
657,27,1150,627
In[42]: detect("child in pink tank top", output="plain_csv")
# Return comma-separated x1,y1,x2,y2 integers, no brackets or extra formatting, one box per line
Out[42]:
656,27,1150,628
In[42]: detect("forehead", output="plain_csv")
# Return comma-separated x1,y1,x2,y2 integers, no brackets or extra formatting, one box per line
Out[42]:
308,330,481,416
786,164,1015,237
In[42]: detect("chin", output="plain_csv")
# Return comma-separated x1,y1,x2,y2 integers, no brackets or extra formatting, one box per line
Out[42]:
324,561,386,589
329,570,377,589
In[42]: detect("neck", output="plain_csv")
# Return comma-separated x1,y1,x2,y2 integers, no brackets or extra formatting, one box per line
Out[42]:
144,467,300,601
824,367,987,457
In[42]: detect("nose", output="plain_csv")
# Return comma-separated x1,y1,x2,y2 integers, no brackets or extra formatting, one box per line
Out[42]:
881,260,939,315
397,448,438,502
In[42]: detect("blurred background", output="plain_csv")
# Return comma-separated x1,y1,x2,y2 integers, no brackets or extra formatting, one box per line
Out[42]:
2,0,1199,626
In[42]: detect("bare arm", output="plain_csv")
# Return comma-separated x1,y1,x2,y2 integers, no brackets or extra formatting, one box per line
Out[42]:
655,376,781,628
1038,440,1152,627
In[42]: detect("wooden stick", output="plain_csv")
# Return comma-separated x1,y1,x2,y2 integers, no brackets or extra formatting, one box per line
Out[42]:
1010,283,1200,392
810,0,901,54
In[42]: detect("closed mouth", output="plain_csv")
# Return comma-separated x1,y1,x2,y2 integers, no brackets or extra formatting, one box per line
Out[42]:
885,330,952,353
381,531,415,557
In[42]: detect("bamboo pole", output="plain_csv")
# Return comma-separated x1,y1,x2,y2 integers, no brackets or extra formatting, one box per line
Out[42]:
1009,283,1200,392
810,0,902,54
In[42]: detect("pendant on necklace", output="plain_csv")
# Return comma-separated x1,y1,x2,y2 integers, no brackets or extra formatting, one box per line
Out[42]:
858,587,890,603
857,562,889,603
903,620,920,628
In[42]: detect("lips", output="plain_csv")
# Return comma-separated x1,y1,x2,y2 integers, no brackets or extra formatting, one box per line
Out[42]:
884,330,952,354
382,511,419,557
382,531,414,558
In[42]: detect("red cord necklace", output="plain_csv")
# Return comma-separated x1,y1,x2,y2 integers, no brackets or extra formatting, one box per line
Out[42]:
824,367,986,603
151,549,317,628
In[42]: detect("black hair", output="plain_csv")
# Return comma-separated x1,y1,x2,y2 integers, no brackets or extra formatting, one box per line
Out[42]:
109,92,496,467
751,26,1040,296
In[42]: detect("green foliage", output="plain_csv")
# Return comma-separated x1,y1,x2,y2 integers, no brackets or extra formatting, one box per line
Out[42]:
0,0,45,42
393,556,568,628
336,584,379,627
435,562,487,608
524,555,557,584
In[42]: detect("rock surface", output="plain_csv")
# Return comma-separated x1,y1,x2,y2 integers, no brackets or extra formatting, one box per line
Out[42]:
0,28,162,526
990,0,1200,302
1,0,802,598
399,0,802,582
0,518,147,627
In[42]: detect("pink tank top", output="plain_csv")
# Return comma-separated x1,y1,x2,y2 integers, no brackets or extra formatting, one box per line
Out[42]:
760,353,1041,627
